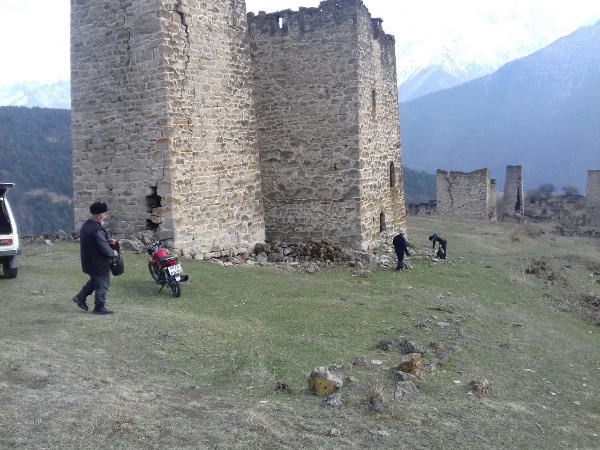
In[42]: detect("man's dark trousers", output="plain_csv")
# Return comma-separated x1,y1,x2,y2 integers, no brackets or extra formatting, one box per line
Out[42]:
395,249,405,271
74,274,110,307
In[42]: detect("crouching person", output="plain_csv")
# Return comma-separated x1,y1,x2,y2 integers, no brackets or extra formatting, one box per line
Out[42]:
429,233,447,259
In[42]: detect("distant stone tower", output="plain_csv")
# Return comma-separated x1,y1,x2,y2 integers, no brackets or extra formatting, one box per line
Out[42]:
248,1,405,250
586,170,600,227
71,0,405,256
436,169,496,220
503,165,524,217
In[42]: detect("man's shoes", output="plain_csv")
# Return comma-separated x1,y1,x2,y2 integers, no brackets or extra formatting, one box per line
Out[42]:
92,305,114,315
72,296,88,312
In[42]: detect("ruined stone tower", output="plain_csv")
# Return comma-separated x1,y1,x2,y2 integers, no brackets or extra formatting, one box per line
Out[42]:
503,165,524,217
586,170,600,227
436,169,497,220
71,0,405,257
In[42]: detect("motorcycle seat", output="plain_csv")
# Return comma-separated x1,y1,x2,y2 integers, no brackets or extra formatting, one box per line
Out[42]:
159,256,178,264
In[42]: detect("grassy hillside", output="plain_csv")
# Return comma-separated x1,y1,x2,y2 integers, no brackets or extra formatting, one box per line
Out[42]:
1,215,598,449
403,166,436,204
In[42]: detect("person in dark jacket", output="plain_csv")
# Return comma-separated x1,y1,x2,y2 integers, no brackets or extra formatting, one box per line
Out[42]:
392,229,410,271
72,202,119,315
429,233,447,259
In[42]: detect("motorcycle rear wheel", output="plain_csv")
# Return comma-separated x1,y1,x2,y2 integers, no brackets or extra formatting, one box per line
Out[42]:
148,262,161,283
170,279,181,298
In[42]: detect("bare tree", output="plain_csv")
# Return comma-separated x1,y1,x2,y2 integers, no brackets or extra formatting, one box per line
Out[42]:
538,183,556,199
562,185,580,196
526,189,542,205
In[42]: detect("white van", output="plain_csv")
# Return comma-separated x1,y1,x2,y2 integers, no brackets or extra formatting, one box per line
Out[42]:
0,183,20,278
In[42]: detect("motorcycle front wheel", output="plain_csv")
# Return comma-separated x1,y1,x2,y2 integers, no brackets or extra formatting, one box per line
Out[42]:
169,279,181,298
148,262,161,283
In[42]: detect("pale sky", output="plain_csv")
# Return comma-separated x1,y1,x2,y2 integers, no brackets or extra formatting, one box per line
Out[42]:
0,0,599,86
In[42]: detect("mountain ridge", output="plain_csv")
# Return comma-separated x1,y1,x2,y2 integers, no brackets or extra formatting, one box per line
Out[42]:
0,80,70,109
395,9,599,102
400,21,600,193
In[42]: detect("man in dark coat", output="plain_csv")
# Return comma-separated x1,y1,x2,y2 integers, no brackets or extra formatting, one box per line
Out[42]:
72,202,118,315
429,233,447,259
392,229,410,271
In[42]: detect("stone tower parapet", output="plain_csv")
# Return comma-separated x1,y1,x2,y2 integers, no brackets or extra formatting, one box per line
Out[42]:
71,0,405,256
503,165,524,217
248,0,405,250
586,170,600,227
436,169,496,220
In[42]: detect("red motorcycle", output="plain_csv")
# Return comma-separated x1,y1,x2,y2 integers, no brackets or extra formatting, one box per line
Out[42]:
146,238,188,297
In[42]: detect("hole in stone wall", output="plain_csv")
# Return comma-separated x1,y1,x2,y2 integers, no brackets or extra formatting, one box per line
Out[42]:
390,162,396,187
146,221,159,231
515,189,522,212
380,212,386,233
146,220,160,231
371,89,376,115
146,186,162,231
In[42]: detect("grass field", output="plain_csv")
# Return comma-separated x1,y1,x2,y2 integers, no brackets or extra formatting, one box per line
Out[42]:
1,215,599,449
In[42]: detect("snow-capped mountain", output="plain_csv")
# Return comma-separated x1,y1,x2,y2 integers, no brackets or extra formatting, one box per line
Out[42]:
396,8,600,102
0,80,70,109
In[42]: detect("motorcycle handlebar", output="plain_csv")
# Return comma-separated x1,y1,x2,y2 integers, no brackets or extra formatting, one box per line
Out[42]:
147,238,174,252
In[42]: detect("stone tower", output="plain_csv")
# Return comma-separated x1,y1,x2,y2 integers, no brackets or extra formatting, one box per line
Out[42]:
71,0,265,259
503,165,524,217
248,1,405,250
586,170,600,227
71,0,405,256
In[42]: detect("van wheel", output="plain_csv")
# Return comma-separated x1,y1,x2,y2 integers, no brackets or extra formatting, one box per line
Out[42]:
3,262,17,279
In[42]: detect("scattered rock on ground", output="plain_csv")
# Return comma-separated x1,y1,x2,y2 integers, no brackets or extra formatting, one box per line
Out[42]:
399,339,425,355
307,367,343,396
325,392,343,408
393,381,419,399
377,339,395,351
397,353,422,375
470,378,492,396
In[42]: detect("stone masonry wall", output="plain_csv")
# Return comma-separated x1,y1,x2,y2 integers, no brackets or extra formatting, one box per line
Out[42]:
248,0,405,251
71,0,171,234
436,169,495,220
355,4,406,247
503,165,524,217
586,170,600,227
72,0,405,257
72,0,265,259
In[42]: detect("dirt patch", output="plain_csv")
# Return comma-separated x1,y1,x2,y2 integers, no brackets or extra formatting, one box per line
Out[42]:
510,226,546,242
525,259,568,287
580,293,600,313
